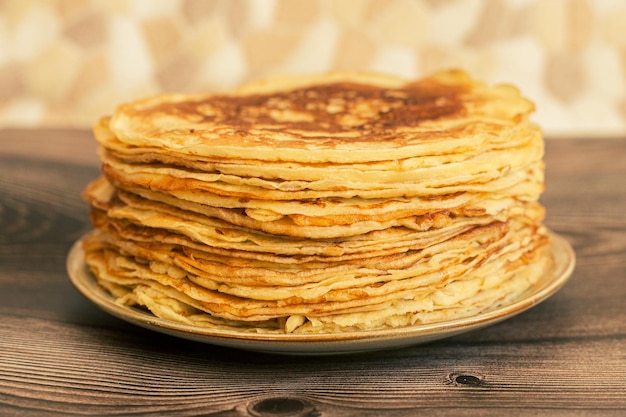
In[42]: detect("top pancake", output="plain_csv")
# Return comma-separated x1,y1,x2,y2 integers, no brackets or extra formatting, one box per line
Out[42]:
108,70,535,163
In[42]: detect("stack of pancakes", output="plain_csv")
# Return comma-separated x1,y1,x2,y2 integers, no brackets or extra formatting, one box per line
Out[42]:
82,70,551,334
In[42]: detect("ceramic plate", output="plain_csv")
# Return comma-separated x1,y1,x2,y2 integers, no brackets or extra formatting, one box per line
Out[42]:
66,231,575,355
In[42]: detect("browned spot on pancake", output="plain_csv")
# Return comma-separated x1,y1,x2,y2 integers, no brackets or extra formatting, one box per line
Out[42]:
149,81,467,140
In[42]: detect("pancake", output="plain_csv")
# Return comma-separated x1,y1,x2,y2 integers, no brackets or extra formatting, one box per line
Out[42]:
84,176,545,259
81,69,552,334
83,219,549,331
106,70,535,164
96,125,544,200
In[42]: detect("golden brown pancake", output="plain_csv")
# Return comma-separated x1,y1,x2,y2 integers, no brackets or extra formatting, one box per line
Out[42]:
105,70,535,163
81,69,552,334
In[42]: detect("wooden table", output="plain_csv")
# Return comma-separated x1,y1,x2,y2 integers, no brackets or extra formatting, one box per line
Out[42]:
1,129,625,416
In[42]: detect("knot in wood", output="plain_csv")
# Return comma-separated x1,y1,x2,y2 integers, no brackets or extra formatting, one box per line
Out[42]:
248,397,317,417
448,372,485,387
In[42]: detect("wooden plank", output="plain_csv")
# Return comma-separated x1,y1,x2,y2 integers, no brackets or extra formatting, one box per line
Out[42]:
0,315,624,415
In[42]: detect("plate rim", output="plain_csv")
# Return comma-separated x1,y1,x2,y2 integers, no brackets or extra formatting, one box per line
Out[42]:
66,230,575,354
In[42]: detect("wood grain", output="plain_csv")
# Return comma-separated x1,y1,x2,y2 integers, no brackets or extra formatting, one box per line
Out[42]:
1,130,625,416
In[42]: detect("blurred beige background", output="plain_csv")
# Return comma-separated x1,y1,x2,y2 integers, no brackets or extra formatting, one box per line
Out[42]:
1,0,625,138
